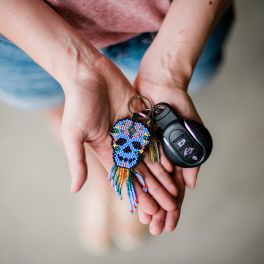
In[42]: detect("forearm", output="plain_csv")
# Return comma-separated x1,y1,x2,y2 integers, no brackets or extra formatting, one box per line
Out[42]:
140,0,232,89
0,0,101,90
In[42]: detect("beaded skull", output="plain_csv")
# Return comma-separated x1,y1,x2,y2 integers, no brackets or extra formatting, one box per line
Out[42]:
110,118,151,169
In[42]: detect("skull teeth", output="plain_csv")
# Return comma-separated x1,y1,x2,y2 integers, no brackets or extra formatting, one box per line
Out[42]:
118,154,134,163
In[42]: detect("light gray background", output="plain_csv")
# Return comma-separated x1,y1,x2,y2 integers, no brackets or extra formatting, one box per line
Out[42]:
0,1,263,263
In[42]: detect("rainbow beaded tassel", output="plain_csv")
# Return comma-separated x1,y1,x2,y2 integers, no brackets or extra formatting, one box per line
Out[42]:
108,165,148,213
126,171,138,213
109,118,150,213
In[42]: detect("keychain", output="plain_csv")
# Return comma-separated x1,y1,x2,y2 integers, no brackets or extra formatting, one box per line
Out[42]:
108,95,159,213
128,95,160,164
109,96,213,213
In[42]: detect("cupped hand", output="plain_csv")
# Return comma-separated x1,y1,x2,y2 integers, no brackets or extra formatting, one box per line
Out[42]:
138,166,185,235
134,72,203,234
134,76,202,189
60,53,178,219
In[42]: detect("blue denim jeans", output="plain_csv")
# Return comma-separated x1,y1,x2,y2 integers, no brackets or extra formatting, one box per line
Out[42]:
0,7,234,110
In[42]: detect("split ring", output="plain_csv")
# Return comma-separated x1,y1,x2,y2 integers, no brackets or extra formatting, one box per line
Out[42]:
127,95,153,116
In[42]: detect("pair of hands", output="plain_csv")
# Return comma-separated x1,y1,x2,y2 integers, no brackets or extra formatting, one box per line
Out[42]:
61,49,201,235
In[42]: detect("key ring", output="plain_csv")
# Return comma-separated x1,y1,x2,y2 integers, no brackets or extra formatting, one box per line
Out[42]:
127,95,153,117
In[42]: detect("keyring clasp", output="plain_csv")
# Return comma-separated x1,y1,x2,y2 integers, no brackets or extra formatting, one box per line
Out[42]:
127,95,153,116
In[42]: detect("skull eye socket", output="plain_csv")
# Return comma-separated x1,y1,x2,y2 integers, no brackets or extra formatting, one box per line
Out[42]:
115,138,127,146
132,141,142,150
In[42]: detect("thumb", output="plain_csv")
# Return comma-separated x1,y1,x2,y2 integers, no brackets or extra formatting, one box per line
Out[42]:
182,167,200,189
89,134,115,172
62,129,88,192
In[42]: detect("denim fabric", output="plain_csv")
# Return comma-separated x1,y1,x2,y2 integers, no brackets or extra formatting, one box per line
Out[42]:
0,36,64,109
189,6,234,91
102,6,235,92
0,7,234,110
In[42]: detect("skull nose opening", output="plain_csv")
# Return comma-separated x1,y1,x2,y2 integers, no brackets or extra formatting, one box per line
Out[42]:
124,146,132,153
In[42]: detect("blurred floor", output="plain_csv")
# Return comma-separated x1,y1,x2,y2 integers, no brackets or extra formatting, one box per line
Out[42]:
0,1,264,263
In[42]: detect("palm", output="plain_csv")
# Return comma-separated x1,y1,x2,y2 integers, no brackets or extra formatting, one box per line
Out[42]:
126,76,204,234
62,57,137,171
134,77,201,189
62,56,179,223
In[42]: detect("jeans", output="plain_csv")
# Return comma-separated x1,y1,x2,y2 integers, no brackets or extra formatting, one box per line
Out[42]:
0,7,234,110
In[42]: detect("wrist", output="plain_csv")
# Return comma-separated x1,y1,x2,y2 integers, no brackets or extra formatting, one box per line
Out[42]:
139,45,194,91
138,0,232,92
57,33,103,92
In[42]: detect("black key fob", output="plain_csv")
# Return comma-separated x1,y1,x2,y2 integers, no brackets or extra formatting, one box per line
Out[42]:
151,103,213,168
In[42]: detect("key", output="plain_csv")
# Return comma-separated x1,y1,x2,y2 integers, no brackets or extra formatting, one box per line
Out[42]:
151,103,213,168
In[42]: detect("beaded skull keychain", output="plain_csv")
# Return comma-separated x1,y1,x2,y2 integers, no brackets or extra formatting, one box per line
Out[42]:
108,95,159,213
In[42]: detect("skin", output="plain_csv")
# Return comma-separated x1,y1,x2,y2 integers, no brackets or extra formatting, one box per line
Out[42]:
134,0,232,233
0,0,232,234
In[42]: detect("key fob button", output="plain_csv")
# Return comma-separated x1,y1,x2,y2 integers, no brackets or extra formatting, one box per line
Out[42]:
169,129,185,143
172,134,192,151
185,150,203,163
179,143,198,158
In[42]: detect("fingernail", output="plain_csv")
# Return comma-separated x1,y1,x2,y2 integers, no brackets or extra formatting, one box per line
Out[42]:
70,178,79,193
165,225,176,232
149,225,156,236
171,186,178,197
186,176,196,189
149,225,162,236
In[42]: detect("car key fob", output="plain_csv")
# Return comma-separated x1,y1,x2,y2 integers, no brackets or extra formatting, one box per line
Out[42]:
151,103,213,168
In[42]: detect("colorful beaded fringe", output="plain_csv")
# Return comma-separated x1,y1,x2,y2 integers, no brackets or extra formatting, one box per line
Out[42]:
109,118,150,213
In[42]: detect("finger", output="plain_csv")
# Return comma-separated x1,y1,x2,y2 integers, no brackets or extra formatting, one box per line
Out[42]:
134,180,158,215
159,144,174,173
136,163,177,212
163,168,185,232
143,153,177,197
88,135,115,172
164,210,180,232
182,166,200,189
62,130,87,192
138,206,152,225
149,207,166,235
173,167,186,207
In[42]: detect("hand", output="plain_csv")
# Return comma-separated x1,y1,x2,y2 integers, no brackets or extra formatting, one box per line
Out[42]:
138,166,186,235
60,52,179,221
134,68,203,234
135,71,202,188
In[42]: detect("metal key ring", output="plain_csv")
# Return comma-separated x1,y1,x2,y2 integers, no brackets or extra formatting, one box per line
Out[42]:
127,95,153,116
